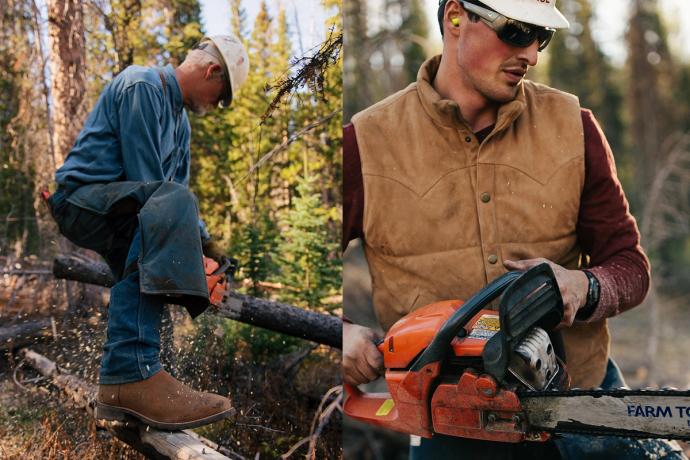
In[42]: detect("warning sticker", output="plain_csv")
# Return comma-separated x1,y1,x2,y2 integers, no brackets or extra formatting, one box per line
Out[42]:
375,399,395,417
468,314,500,340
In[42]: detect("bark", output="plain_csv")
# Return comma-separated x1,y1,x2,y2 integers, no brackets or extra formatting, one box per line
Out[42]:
48,0,87,168
53,255,343,349
20,348,231,460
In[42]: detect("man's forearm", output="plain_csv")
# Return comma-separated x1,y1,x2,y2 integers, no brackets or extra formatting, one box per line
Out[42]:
575,248,650,323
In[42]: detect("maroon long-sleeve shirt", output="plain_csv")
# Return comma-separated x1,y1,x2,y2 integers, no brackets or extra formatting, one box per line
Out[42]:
343,109,650,323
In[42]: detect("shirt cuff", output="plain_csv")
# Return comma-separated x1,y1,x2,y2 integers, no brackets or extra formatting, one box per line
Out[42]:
199,218,211,242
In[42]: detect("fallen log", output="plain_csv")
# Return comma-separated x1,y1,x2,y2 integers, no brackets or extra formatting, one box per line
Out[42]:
53,255,116,287
53,255,342,349
0,317,54,348
20,348,232,460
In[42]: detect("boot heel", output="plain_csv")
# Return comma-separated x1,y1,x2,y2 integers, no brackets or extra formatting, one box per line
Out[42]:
95,403,131,422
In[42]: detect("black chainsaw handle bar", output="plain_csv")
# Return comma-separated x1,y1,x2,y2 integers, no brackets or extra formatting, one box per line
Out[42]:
409,270,522,372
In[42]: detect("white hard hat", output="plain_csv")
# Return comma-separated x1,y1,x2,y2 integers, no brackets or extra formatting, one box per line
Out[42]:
199,35,250,108
471,0,569,29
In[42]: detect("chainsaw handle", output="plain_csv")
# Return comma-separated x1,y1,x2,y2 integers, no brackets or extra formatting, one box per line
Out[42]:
409,270,522,371
211,256,239,279
344,382,363,397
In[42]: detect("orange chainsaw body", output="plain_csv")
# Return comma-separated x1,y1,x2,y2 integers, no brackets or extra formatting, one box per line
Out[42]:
344,265,567,443
204,256,236,306
345,301,539,442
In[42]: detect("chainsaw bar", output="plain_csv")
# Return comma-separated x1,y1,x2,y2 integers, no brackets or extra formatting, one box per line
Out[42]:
518,387,690,441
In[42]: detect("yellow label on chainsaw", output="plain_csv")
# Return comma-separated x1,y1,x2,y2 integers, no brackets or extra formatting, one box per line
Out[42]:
468,314,500,340
375,399,395,417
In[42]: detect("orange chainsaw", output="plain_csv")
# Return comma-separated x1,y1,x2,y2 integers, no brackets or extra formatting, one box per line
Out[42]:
204,256,238,307
344,264,690,443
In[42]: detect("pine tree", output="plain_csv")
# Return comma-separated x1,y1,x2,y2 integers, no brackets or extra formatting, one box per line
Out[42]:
229,0,247,39
275,174,339,308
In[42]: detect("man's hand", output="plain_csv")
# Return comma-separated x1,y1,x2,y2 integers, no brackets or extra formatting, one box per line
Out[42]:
343,322,385,386
504,258,589,328
202,238,225,263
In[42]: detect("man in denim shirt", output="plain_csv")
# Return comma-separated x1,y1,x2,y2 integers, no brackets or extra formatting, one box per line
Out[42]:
49,35,249,430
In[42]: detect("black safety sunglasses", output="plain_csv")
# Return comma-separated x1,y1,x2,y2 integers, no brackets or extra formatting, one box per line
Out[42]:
458,0,555,52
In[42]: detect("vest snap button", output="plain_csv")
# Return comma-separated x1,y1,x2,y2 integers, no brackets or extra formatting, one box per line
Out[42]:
481,192,491,203
488,254,498,264
464,136,472,143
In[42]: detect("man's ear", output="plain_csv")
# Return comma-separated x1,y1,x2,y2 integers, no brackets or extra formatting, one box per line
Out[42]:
205,63,223,80
445,0,464,36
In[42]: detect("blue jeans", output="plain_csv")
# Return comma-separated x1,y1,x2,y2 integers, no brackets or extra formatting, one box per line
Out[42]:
99,228,165,384
49,183,209,385
409,359,687,459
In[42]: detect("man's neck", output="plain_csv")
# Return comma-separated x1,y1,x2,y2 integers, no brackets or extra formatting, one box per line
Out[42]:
434,54,499,133
174,66,190,109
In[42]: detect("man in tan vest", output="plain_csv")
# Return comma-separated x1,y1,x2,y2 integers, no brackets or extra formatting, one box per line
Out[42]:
343,0,685,458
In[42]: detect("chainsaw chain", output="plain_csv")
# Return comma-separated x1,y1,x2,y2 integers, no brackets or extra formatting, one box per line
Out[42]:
516,387,690,398
516,387,690,441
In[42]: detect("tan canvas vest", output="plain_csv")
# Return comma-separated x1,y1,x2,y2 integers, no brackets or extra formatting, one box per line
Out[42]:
352,56,609,389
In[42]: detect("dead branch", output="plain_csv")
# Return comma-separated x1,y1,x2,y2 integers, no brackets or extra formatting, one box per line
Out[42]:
281,385,342,459
307,385,342,459
19,348,231,460
53,255,343,349
262,28,342,124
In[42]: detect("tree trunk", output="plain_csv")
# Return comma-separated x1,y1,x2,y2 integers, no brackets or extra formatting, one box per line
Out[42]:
48,0,87,168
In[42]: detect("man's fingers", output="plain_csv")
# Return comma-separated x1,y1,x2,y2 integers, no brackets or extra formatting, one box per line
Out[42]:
342,323,385,385
355,359,381,382
343,366,368,386
556,303,576,329
364,346,384,371
504,258,547,270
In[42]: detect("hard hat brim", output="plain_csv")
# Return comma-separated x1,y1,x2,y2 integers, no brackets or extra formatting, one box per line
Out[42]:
484,1,570,29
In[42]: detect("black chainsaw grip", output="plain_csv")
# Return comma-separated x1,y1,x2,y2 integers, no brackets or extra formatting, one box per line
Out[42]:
409,270,522,371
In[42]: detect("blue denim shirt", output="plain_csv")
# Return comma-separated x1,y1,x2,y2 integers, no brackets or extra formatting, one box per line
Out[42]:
56,64,209,240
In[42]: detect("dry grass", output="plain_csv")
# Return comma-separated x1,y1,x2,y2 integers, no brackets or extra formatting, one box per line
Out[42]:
0,381,143,459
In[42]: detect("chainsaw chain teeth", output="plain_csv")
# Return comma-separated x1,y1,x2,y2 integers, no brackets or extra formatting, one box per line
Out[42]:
542,425,690,442
517,388,690,398
517,388,690,441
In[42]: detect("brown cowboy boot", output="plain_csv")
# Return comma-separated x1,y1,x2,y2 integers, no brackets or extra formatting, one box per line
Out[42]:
96,369,235,430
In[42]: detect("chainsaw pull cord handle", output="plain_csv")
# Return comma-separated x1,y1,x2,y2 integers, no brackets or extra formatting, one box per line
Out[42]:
409,270,522,372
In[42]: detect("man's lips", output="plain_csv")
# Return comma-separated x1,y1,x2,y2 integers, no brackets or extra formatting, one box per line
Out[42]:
503,68,527,83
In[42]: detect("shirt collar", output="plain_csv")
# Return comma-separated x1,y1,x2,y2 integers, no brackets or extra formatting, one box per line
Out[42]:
416,55,526,134
160,64,184,113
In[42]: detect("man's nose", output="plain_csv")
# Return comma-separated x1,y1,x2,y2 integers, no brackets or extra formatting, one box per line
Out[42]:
516,40,539,66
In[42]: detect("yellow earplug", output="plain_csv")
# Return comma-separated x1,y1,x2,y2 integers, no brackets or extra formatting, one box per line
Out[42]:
451,17,460,27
